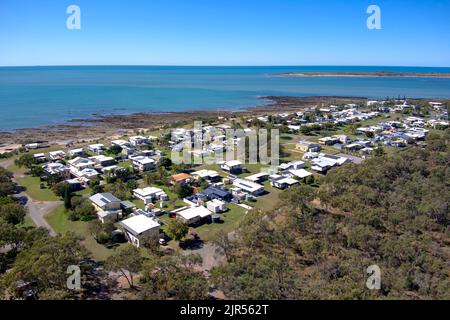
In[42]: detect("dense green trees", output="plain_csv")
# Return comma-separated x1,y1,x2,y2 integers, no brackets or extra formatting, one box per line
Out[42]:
0,168,16,197
140,254,208,300
105,245,143,288
212,130,449,300
165,219,189,242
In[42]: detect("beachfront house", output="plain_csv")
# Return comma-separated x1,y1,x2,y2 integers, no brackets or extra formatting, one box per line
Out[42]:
120,214,160,247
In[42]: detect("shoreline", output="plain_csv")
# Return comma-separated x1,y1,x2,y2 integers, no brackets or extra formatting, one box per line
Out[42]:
0,95,445,147
275,72,450,78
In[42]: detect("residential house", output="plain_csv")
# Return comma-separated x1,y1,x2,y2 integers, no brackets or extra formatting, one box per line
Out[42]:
169,173,193,185
68,148,84,157
49,150,66,161
245,172,269,184
271,176,299,190
220,160,243,174
296,140,321,152
89,193,122,223
197,187,232,202
133,187,168,204
90,155,117,168
131,156,156,172
24,141,49,150
318,137,340,146
120,214,160,247
176,205,213,225
87,144,105,154
232,178,265,196
278,160,305,173
191,169,221,183
33,153,46,163
288,169,313,180
129,135,150,147
68,157,95,171
43,163,70,180
206,199,227,213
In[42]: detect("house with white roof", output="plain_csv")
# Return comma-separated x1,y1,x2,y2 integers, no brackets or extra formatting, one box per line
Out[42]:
89,192,122,223
245,172,270,184
120,214,160,247
68,157,95,171
288,169,313,180
87,144,105,154
43,163,71,179
49,150,66,161
191,169,221,182
176,205,213,225
33,153,46,163
68,148,84,157
133,187,168,204
206,199,227,213
220,160,243,173
296,140,321,152
232,178,265,196
278,160,305,173
129,135,150,147
131,156,156,171
89,155,117,168
271,177,299,190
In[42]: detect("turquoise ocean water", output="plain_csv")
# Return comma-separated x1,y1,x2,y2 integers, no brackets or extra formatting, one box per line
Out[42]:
1,66,450,130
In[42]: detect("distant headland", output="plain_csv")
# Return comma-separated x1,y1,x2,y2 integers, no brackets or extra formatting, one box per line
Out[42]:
275,71,450,78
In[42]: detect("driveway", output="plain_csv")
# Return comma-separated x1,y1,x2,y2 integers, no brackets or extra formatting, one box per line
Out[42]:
1,159,60,236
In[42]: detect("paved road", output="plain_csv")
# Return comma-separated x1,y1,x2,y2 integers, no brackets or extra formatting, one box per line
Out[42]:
1,159,60,236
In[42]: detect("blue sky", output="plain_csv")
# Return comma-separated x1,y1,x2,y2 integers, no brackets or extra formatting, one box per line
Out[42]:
1,0,449,66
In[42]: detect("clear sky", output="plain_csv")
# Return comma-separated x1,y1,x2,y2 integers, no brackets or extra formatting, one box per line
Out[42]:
1,0,449,67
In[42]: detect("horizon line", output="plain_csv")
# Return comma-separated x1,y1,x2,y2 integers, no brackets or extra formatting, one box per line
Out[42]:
1,64,450,68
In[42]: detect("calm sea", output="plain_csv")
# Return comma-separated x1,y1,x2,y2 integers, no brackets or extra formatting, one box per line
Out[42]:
1,66,450,130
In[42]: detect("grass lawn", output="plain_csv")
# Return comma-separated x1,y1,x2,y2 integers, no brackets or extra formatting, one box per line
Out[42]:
251,181,283,211
118,160,132,168
16,176,60,201
45,205,124,261
189,203,247,242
